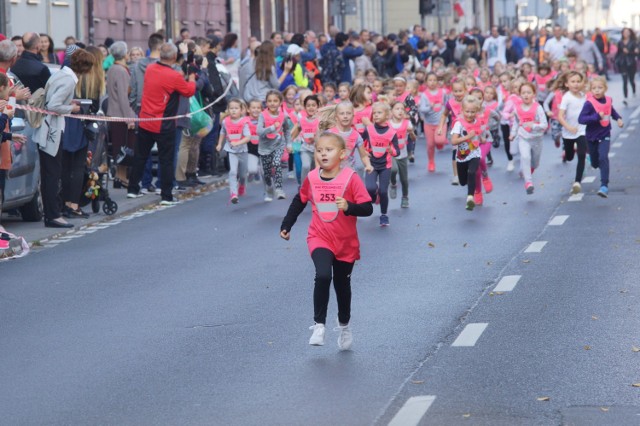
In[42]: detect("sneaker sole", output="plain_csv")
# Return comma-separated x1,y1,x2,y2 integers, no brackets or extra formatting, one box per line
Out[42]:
466,201,475,211
571,186,581,194
526,186,534,195
597,191,608,198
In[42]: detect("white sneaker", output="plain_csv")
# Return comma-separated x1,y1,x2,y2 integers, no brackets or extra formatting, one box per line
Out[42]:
389,184,397,199
127,192,144,199
571,182,582,194
506,160,515,172
159,198,179,206
309,323,325,346
451,176,460,186
287,171,295,180
275,188,286,200
335,320,353,351
264,186,274,202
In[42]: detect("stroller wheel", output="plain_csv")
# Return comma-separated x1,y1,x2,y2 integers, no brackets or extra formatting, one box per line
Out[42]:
103,199,118,216
91,199,100,213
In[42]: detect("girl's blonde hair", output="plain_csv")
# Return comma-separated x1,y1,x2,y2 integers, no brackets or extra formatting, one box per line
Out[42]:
317,131,346,150
227,98,247,111
462,94,481,111
372,101,391,113
317,101,354,132
590,75,608,90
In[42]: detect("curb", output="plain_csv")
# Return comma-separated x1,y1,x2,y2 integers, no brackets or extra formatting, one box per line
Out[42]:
28,176,229,247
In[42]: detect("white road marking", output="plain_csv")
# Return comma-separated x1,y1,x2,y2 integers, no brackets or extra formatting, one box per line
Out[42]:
525,241,547,253
388,396,437,426
619,133,629,139
452,323,489,347
628,126,637,131
549,215,569,226
608,152,616,158
631,118,639,123
494,275,522,292
568,193,584,202
612,142,623,148
631,106,640,119
76,229,98,234
582,176,596,183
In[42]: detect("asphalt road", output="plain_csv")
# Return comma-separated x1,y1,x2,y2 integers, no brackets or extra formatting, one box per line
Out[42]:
1,79,639,426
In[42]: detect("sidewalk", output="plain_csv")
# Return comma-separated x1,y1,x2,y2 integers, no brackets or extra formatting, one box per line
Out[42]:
0,174,228,247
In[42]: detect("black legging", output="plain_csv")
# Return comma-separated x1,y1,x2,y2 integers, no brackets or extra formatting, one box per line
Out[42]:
457,157,480,196
311,248,354,325
563,136,587,183
621,66,637,98
501,124,513,161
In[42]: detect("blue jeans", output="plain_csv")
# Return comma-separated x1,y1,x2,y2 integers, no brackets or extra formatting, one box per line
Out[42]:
587,136,610,186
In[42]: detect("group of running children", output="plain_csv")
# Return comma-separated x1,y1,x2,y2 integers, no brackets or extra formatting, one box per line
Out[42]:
214,59,624,349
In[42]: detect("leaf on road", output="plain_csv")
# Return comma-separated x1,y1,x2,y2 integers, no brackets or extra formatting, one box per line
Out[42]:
632,346,640,353
411,380,425,385
600,407,609,412
462,413,471,418
486,261,493,265
523,259,531,264
428,242,435,248
416,224,420,227
584,345,591,350
463,243,468,248
537,396,550,401
632,383,640,387
619,289,629,293
591,316,599,320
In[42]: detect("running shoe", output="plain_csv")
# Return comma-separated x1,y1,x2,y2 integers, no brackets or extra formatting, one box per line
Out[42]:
389,185,397,199
159,198,179,206
264,186,274,202
309,323,325,346
474,191,483,206
335,319,353,351
380,214,390,227
482,174,493,193
597,185,609,198
140,184,159,194
466,195,475,211
275,188,286,200
506,160,515,172
230,193,239,204
571,182,582,194
451,176,460,186
428,161,435,172
525,182,534,194
401,197,409,208
127,192,144,199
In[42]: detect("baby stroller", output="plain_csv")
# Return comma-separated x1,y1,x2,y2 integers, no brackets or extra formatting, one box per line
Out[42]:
80,117,118,215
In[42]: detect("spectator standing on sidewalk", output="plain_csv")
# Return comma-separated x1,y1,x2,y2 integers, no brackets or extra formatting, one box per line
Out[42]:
10,32,50,93
127,43,196,205
32,49,94,228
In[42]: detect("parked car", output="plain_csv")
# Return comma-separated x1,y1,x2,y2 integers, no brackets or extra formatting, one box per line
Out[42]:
0,117,43,222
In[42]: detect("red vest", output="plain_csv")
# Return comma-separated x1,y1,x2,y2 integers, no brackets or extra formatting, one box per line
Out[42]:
329,126,360,155
391,119,410,150
586,93,612,127
262,110,285,139
366,124,395,158
535,73,554,93
515,103,538,131
457,118,482,159
247,119,258,145
353,106,372,133
396,91,410,103
300,114,320,144
282,104,298,126
424,88,445,112
308,167,355,222
223,116,248,143
477,108,491,136
485,101,498,114
551,90,563,118
526,73,535,83
448,98,463,124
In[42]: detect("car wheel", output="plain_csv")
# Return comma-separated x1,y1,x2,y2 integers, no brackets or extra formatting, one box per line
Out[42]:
19,187,44,222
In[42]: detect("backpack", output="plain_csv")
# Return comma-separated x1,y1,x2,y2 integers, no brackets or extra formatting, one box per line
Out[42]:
25,85,48,129
319,43,345,85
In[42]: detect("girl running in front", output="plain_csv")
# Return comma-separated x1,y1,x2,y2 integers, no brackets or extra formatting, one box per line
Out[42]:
420,72,447,172
350,83,373,135
280,132,373,349
321,101,373,179
450,95,483,211
217,98,250,204
246,99,263,182
258,90,292,201
389,101,415,208
578,76,624,198
366,102,400,226
509,82,548,194
437,78,467,185
291,95,321,183
557,71,587,194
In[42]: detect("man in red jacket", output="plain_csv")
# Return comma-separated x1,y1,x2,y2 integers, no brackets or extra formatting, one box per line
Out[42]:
127,43,196,204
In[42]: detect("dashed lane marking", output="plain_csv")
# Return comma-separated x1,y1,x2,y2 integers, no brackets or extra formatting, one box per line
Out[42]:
568,193,584,202
388,396,437,426
525,241,547,253
612,142,623,148
451,323,488,347
549,215,569,226
494,275,521,292
628,126,637,131
619,133,629,138
582,176,596,183
608,152,616,158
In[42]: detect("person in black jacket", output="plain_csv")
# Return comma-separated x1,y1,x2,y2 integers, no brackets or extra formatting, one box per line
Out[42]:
616,28,638,104
10,33,50,93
